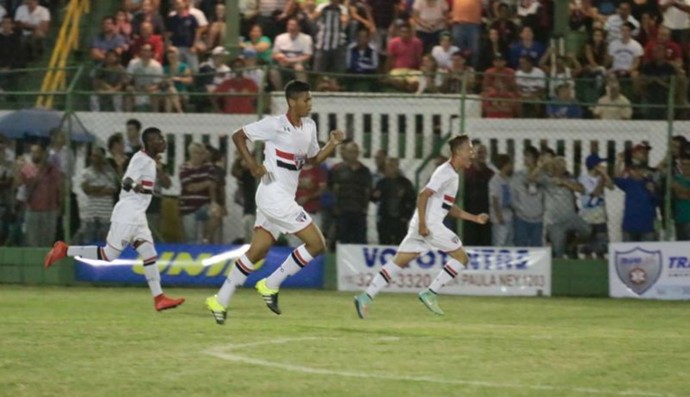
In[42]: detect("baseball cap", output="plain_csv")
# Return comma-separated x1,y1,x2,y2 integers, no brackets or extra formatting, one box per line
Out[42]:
211,46,229,56
586,153,607,170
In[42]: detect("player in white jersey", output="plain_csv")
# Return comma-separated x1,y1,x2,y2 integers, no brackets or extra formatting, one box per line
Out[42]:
205,80,345,324
354,135,489,318
44,127,185,312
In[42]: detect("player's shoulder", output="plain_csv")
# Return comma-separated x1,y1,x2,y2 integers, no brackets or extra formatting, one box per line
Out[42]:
301,117,317,131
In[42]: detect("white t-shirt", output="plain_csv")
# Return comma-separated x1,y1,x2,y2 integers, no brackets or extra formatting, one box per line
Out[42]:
409,161,459,229
431,45,460,69
578,173,607,224
127,58,164,87
412,0,449,32
660,0,690,30
603,14,640,42
515,67,546,94
243,115,320,200
608,39,643,72
489,173,513,223
168,7,209,27
14,4,51,36
111,151,156,225
274,32,314,59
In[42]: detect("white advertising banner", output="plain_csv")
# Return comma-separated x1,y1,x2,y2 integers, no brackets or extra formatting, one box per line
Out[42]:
337,244,551,296
609,242,690,300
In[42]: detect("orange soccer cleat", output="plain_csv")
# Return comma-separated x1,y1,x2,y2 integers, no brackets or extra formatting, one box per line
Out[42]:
44,241,68,269
154,294,186,312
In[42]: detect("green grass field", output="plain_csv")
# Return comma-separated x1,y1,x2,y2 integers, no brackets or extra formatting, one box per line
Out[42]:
1,285,688,397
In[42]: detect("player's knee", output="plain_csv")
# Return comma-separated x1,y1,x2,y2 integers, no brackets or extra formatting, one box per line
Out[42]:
102,245,122,262
134,240,157,262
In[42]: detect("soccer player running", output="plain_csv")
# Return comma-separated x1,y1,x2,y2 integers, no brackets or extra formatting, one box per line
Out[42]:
44,127,185,312
205,80,344,324
354,135,489,318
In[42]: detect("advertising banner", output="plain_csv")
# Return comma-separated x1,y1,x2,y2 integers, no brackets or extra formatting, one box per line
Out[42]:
337,244,551,296
609,242,690,300
75,244,324,288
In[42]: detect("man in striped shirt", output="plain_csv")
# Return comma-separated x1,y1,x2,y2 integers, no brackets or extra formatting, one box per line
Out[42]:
313,0,349,74
178,142,218,243
79,147,118,244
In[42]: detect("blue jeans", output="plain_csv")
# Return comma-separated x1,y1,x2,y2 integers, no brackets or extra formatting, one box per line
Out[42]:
514,217,543,247
451,23,481,67
492,221,514,246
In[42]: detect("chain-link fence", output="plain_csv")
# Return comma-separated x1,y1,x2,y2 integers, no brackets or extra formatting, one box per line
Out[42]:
1,65,688,255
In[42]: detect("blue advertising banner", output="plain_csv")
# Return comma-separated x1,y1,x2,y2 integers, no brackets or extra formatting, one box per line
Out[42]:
75,244,324,288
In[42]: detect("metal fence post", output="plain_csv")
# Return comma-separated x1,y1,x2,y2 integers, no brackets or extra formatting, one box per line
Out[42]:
664,75,677,241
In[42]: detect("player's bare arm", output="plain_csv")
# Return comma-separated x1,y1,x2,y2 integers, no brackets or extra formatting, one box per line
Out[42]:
416,188,434,236
232,128,267,178
309,130,345,166
449,205,489,224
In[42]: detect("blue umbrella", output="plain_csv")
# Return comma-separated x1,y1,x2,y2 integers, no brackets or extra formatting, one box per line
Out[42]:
0,108,93,142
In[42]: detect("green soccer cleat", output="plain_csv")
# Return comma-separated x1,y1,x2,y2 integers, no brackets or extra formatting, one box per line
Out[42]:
205,295,227,325
255,278,281,315
353,293,372,319
418,289,444,316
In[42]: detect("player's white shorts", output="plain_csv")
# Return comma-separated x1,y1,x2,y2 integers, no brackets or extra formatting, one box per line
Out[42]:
254,198,313,241
398,224,463,254
106,222,154,252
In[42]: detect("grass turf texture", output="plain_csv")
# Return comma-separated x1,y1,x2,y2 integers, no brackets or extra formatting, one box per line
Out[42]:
0,285,687,397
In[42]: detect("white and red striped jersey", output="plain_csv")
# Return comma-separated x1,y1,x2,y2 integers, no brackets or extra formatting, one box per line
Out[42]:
243,114,320,200
110,150,156,225
409,161,459,231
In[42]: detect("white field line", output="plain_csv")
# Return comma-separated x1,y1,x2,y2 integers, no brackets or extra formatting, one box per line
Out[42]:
203,337,674,397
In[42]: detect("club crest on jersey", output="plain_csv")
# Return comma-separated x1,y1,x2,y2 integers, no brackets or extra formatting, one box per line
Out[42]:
296,211,308,223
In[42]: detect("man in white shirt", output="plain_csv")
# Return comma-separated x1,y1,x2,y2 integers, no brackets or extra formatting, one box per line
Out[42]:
578,154,614,259
14,0,50,59
205,80,345,324
515,55,546,117
45,128,185,312
660,0,690,49
489,154,514,247
353,135,490,318
604,1,639,43
269,17,313,89
125,44,164,111
608,22,643,77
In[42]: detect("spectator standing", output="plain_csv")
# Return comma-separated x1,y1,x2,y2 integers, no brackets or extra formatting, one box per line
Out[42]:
531,157,592,258
162,46,193,113
230,151,257,244
450,0,482,67
463,142,493,246
0,16,24,80
659,0,690,51
604,1,640,43
286,160,328,247
125,119,142,155
203,144,226,244
614,152,660,241
14,0,50,60
107,133,130,181
411,0,448,54
312,0,349,75
368,0,397,53
19,143,63,247
579,154,614,258
371,149,387,186
178,142,218,243
0,141,14,245
131,0,166,36
489,3,519,47
489,154,514,246
90,16,128,65
592,80,633,119
329,142,372,244
672,151,690,240
510,146,543,247
372,158,416,245
79,147,117,244
166,0,200,72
